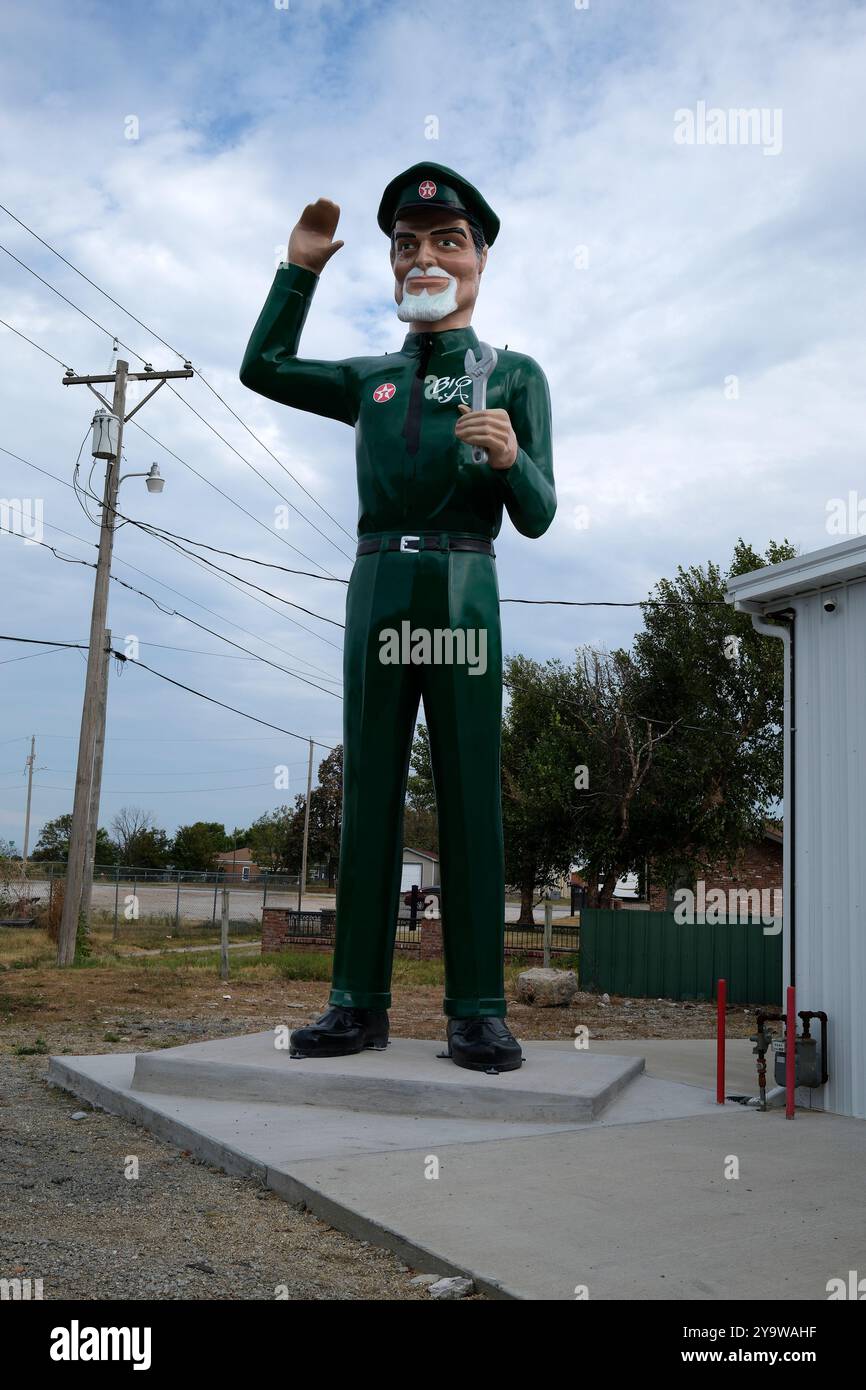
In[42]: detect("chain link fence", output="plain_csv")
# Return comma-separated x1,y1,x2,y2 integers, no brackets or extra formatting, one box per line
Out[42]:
5,862,331,945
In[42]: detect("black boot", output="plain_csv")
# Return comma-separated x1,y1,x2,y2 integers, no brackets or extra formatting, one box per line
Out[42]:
289,1005,389,1059
445,1017,523,1073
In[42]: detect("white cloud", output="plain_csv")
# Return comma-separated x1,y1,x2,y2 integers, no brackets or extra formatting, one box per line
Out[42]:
1,0,865,836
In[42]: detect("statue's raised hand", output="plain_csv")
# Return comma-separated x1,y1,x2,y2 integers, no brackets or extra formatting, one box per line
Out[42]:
288,199,344,275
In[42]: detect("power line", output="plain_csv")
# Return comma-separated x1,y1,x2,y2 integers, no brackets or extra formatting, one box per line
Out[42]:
108,647,336,750
110,573,342,699
0,198,357,544
135,639,340,674
0,634,87,650
22,763,312,776
0,645,76,667
22,780,296,796
126,416,347,579
0,473,345,686
118,512,348,585
29,733,332,743
165,384,355,562
1,347,736,614
0,522,95,569
0,634,337,749
135,527,345,629
500,596,731,608
0,200,188,359
114,529,344,653
0,228,354,567
0,312,346,581
2,343,344,580
0,520,343,698
0,316,73,371
193,368,357,541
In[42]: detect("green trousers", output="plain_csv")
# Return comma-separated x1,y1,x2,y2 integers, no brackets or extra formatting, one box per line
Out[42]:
329,534,505,1019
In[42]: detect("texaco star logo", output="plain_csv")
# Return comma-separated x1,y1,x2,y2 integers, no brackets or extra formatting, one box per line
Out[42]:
373,382,397,403
418,179,437,199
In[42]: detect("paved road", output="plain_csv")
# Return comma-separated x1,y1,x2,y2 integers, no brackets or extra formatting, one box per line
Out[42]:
26,879,573,926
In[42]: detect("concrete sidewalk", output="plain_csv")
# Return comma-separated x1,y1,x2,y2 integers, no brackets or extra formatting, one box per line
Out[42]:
48,1035,866,1300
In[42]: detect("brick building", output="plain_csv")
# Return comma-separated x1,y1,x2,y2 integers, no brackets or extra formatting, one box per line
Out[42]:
642,821,782,912
215,848,261,882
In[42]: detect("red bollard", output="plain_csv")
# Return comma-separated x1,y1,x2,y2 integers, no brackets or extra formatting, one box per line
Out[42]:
716,978,726,1104
786,984,796,1119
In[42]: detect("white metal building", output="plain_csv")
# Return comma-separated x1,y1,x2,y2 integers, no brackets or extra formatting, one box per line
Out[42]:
728,536,866,1119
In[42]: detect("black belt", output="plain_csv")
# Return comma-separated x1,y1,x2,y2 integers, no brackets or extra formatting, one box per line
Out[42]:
356,534,495,557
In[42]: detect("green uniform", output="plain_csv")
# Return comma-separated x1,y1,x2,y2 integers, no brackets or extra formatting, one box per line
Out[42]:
240,262,555,1016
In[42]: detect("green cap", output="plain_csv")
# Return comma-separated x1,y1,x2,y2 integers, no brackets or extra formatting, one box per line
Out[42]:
377,162,500,246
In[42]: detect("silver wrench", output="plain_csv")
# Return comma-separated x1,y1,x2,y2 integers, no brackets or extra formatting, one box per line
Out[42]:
463,342,499,464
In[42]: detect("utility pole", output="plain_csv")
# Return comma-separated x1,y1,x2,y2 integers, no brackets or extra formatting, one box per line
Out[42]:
22,735,35,869
57,357,192,966
78,628,110,923
298,737,314,914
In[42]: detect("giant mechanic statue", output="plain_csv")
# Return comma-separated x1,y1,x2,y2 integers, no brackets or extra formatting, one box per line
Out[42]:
240,163,556,1072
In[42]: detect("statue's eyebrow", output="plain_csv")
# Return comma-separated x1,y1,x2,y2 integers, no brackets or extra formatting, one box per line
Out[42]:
394,226,468,241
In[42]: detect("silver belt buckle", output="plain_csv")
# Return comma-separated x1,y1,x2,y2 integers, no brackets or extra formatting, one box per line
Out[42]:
399,535,421,553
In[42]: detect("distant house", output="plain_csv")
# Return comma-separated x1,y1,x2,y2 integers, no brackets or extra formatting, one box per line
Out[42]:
215,848,261,883
572,821,783,912
642,821,782,914
401,847,439,892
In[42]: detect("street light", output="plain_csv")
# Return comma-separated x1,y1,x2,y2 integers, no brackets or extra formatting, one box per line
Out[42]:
117,461,165,494
145,464,165,494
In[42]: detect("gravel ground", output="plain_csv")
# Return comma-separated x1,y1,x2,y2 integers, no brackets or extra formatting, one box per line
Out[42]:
0,1050,440,1301
0,956,766,1301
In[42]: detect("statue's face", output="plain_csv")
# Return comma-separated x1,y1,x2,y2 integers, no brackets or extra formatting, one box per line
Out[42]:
391,209,487,328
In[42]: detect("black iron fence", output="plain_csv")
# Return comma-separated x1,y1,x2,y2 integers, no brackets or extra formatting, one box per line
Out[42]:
268,885,580,961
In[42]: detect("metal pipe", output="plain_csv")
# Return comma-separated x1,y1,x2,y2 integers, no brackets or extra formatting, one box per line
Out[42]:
716,978,726,1103
742,608,795,990
800,1009,829,1085
786,983,796,1118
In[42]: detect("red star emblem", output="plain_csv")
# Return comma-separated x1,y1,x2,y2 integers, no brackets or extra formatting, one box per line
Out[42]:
373,382,396,403
418,180,437,200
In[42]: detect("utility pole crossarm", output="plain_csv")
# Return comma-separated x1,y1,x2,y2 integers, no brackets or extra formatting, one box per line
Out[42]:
63,367,193,386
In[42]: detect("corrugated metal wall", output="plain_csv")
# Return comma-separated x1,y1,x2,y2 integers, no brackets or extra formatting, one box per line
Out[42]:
793,580,866,1118
579,909,782,1004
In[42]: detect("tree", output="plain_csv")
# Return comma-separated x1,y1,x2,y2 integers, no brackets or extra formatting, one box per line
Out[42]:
111,807,170,868
567,648,676,907
172,822,228,871
30,815,116,865
31,814,75,862
247,803,304,873
626,538,794,896
404,725,439,855
501,655,579,924
93,827,118,866
307,746,343,887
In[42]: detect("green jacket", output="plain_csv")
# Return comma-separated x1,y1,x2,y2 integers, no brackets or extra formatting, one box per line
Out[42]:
239,263,556,540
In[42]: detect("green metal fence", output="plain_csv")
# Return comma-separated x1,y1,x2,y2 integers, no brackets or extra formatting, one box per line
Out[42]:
579,909,782,1005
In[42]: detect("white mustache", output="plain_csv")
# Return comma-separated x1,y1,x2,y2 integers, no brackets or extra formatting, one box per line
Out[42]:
403,265,452,291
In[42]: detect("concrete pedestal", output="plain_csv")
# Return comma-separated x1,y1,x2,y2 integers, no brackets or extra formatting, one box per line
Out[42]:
47,1036,865,1300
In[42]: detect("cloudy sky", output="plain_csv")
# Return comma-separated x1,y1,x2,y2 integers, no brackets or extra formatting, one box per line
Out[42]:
1,0,865,852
